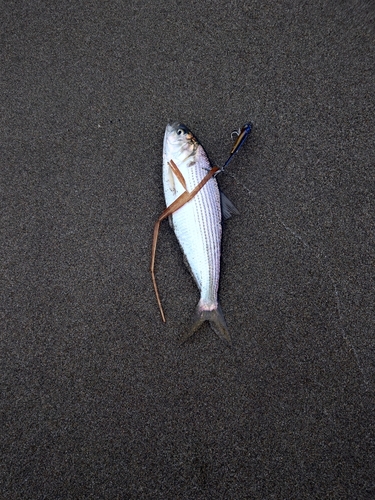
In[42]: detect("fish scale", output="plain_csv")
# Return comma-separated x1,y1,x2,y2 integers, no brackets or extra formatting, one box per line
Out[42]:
174,164,221,302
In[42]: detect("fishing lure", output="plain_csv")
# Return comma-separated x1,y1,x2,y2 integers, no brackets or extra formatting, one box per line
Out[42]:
221,122,252,171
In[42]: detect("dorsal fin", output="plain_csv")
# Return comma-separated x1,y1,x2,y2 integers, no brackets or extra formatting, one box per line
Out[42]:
220,191,240,219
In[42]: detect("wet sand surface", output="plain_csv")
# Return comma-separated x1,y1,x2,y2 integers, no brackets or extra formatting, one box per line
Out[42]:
1,1,374,498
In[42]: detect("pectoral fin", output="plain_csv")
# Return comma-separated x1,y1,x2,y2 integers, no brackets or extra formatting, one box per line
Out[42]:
167,163,176,194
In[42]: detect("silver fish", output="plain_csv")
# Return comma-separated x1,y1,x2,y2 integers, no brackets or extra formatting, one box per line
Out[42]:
163,123,238,344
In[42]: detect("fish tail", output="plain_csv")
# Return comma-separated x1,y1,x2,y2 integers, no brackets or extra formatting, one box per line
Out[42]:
180,302,231,345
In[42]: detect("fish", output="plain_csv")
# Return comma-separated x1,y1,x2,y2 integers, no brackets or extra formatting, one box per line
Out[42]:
162,122,238,344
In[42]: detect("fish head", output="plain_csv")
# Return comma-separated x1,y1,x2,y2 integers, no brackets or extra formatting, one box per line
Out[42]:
163,122,198,160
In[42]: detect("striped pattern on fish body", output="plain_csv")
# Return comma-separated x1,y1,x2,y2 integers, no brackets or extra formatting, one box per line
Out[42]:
162,123,231,343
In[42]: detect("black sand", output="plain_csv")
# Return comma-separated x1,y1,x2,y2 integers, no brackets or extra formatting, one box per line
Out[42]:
1,1,374,498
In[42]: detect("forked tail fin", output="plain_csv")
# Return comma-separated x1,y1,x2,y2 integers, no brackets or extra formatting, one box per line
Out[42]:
180,303,231,345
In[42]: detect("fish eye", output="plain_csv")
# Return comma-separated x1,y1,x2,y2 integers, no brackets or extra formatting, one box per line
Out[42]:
177,129,183,135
